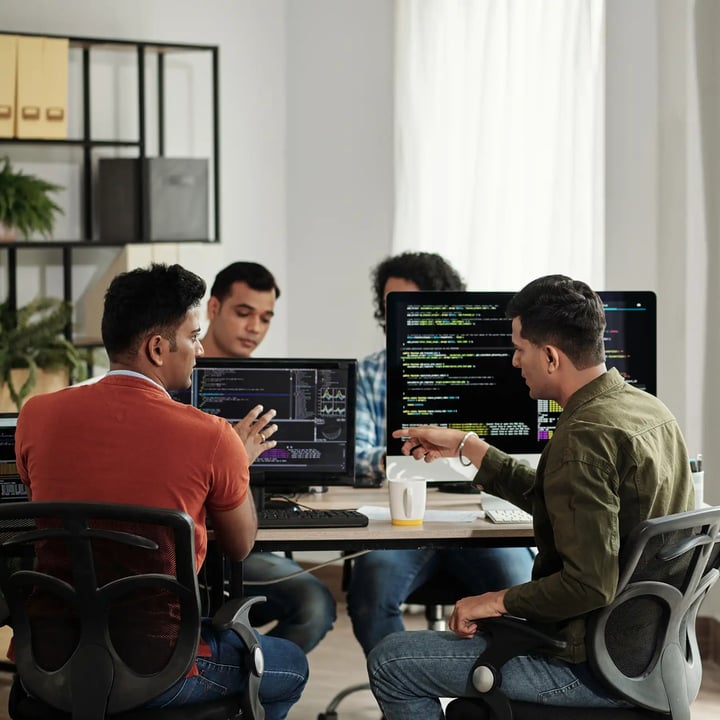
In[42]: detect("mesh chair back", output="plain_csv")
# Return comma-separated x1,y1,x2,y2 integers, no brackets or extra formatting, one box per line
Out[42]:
588,505,720,716
0,502,202,718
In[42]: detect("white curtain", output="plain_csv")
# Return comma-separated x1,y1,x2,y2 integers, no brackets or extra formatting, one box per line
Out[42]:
394,0,605,291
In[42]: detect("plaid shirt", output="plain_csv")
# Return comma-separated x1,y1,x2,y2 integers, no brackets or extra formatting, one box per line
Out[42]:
355,349,387,480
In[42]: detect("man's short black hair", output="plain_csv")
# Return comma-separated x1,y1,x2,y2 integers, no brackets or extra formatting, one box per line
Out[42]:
372,251,466,328
102,263,206,360
506,274,606,369
210,262,281,302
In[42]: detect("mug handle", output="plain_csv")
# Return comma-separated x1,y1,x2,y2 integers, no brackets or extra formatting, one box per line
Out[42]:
403,488,413,517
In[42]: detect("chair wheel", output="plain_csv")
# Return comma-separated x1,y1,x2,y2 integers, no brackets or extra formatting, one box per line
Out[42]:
318,713,337,720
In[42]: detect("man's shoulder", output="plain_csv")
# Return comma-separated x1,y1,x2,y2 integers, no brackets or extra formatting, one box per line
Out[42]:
358,348,385,373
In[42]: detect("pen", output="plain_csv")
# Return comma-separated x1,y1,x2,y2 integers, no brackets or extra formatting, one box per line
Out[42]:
690,459,697,472
697,453,703,472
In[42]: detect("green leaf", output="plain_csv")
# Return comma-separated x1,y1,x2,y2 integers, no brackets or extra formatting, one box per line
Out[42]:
0,156,64,239
0,296,86,410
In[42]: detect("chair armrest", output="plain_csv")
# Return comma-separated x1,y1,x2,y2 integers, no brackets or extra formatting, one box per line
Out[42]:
212,595,267,720
474,615,566,679
463,616,567,720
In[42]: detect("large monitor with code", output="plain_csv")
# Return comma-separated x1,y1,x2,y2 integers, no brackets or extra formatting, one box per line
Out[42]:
385,290,656,474
189,358,357,501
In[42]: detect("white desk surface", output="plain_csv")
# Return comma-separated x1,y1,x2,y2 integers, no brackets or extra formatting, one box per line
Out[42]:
254,485,534,550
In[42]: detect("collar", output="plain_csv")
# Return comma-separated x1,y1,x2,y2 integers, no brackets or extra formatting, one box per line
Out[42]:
105,370,171,398
556,367,624,428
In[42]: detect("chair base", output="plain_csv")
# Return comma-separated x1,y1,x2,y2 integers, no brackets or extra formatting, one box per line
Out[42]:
445,697,669,720
317,682,372,720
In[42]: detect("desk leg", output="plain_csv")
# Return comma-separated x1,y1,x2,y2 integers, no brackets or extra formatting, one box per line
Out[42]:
230,558,244,599
204,541,226,614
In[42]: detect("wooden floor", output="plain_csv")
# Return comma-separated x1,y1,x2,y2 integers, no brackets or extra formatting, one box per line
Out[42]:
1,606,720,719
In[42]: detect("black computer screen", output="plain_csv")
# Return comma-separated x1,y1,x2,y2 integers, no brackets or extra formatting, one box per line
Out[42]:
386,290,656,456
189,358,357,497
0,413,27,503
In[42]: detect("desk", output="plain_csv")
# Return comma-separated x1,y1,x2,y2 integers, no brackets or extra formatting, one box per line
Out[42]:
209,486,534,610
253,486,534,553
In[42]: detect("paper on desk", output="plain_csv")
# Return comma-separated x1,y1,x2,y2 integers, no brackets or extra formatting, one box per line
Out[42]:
356,506,483,523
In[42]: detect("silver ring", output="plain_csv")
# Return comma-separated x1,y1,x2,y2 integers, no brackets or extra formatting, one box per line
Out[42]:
260,433,266,443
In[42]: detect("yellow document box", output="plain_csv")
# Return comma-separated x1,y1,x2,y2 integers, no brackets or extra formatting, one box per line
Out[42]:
42,37,69,139
0,35,17,138
15,36,68,139
15,36,44,137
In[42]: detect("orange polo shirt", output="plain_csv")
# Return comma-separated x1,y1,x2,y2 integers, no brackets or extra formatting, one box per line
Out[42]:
14,373,249,670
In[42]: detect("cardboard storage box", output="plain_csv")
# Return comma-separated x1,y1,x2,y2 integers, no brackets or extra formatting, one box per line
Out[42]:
98,157,209,241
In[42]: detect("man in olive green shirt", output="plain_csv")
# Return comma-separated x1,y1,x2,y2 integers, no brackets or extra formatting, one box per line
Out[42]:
367,274,694,720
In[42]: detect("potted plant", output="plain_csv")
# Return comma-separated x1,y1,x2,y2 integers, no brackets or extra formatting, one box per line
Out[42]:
0,157,64,241
0,297,86,410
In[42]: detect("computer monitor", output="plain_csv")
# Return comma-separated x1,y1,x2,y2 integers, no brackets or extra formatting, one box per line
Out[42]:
385,290,657,479
188,358,357,507
0,413,27,503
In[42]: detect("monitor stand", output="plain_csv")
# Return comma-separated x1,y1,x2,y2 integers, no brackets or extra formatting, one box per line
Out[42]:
251,483,306,511
435,482,481,494
263,497,301,511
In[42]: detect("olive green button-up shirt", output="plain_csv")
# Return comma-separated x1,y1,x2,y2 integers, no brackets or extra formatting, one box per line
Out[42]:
475,368,694,663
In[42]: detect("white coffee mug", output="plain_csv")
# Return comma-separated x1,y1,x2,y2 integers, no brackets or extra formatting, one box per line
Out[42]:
388,477,427,526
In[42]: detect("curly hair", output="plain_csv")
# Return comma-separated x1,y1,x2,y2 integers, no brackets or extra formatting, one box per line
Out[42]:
371,251,466,328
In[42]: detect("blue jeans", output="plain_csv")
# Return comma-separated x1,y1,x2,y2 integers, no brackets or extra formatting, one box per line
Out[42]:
147,620,308,720
368,630,630,719
347,547,534,655
243,550,336,652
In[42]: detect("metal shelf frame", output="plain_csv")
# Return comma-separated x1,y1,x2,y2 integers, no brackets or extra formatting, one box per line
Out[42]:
0,31,220,338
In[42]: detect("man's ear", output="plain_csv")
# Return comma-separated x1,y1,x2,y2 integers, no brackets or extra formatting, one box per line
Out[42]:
207,296,220,321
146,334,165,367
545,345,561,373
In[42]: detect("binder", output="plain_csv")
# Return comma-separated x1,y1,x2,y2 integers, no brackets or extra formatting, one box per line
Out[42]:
42,37,68,139
0,35,17,138
15,36,44,138
15,36,69,138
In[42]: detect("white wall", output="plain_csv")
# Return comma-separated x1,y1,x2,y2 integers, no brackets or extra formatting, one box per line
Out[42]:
606,0,720,616
606,0,717,495
285,0,394,360
1,0,291,356
1,0,392,361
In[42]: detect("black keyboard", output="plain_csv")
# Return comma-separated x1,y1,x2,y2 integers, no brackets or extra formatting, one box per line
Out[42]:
257,508,369,529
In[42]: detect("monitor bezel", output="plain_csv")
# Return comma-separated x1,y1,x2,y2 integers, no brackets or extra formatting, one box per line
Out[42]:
191,357,357,490
386,289,657,458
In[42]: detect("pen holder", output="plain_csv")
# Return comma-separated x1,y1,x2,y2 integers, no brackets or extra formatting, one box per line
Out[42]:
692,471,704,509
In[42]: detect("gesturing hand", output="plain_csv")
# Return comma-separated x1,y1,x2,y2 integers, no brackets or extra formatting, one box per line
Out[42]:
233,405,278,464
390,426,465,463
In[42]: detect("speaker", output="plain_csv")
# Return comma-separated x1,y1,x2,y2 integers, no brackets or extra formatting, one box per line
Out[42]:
97,157,209,241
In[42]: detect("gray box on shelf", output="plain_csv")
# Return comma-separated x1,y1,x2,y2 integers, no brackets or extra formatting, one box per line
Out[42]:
97,157,209,241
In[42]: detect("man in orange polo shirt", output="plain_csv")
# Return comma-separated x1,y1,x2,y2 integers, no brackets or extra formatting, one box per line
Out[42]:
15,263,308,719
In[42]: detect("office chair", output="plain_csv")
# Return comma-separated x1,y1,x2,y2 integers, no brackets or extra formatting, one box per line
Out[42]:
318,564,467,720
0,501,265,720
0,594,16,675
444,505,720,720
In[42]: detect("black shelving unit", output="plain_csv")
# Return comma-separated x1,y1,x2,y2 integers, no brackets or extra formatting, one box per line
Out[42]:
0,31,220,343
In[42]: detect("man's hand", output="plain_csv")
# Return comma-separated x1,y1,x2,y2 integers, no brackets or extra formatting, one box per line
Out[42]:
448,590,508,638
233,405,278,464
391,425,490,467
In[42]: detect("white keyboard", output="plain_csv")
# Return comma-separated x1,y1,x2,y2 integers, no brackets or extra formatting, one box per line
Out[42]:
484,508,533,524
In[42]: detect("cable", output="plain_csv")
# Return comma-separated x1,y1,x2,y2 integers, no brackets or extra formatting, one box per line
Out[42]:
243,548,370,586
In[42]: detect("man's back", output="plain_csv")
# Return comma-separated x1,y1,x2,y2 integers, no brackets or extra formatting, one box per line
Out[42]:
15,374,250,570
